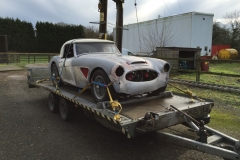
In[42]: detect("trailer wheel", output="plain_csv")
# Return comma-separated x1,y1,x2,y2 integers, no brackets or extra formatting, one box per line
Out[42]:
51,63,64,87
59,98,72,121
48,92,59,113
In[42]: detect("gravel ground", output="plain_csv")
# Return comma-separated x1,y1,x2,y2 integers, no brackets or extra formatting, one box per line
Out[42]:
0,70,231,160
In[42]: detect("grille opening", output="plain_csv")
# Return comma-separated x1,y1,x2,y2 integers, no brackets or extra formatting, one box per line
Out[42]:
115,66,124,77
126,70,158,82
163,63,170,72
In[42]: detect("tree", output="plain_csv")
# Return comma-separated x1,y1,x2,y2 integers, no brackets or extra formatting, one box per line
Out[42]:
84,25,99,38
141,19,177,53
212,21,231,44
0,17,35,52
36,22,85,52
224,10,240,52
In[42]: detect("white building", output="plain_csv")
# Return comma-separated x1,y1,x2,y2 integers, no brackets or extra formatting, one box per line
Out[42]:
115,12,214,56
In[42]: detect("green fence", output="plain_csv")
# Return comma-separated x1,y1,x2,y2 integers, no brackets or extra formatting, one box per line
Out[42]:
159,57,240,82
0,52,57,64
1,52,239,83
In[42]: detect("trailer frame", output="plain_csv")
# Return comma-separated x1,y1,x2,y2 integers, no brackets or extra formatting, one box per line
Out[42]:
27,67,240,159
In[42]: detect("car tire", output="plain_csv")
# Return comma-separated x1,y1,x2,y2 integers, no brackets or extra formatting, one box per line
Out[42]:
51,63,64,87
27,76,35,88
91,70,117,102
48,92,59,113
150,85,167,96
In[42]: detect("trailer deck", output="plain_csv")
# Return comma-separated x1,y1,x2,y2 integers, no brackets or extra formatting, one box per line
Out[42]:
27,68,213,138
27,68,240,159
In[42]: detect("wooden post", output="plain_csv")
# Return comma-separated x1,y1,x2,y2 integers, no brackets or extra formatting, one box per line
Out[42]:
113,0,124,53
34,55,35,63
48,55,50,62
6,53,8,64
98,0,108,39
28,54,30,63
196,51,200,82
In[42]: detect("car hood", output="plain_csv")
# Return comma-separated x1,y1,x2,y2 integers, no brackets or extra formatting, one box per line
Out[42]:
80,54,148,65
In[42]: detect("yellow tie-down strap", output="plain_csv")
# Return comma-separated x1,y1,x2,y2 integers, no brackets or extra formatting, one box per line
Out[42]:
106,87,122,122
35,78,49,83
168,83,205,102
72,81,122,122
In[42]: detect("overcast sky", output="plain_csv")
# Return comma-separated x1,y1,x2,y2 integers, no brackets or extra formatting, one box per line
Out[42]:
1,0,240,31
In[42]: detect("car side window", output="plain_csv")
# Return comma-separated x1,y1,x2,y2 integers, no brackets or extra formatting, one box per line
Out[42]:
63,44,74,58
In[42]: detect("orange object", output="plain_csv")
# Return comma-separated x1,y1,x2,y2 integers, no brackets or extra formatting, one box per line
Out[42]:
218,49,238,59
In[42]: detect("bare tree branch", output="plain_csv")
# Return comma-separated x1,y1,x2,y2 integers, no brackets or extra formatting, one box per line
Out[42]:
140,19,177,53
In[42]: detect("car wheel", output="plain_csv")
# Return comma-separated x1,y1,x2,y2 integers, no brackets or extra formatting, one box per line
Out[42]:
48,92,59,113
91,70,117,102
150,85,167,96
27,76,35,88
51,63,64,87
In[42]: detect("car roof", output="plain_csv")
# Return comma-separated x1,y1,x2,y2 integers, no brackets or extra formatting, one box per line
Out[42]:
65,38,114,44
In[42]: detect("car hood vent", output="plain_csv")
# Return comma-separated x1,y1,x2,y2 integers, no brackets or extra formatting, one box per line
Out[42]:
131,61,146,64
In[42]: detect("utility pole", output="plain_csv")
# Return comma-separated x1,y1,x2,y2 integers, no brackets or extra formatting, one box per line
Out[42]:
98,0,124,52
98,0,108,39
113,0,124,53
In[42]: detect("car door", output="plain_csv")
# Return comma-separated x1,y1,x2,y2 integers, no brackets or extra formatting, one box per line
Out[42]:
58,44,76,85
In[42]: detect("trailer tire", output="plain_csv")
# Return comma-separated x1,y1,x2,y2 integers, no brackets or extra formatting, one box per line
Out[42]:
59,98,72,121
48,92,59,113
51,63,64,87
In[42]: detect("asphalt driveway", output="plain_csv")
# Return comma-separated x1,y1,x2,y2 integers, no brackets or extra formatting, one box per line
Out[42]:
0,70,222,160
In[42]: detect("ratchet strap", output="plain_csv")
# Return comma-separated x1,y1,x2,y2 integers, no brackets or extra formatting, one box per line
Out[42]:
168,83,205,102
72,81,122,121
35,78,50,83
72,83,91,99
106,86,122,122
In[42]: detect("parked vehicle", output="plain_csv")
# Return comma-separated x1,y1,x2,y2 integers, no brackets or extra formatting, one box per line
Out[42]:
121,48,135,56
49,39,171,102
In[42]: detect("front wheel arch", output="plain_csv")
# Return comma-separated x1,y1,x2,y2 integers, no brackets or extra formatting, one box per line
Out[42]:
89,67,105,83
90,69,117,102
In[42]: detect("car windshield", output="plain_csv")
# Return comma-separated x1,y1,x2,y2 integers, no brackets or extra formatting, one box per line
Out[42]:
75,42,121,55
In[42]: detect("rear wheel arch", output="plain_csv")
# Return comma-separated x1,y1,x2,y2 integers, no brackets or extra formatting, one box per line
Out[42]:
51,61,64,87
51,61,57,68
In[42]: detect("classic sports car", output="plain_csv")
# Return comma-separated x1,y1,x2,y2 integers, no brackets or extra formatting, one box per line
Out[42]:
50,39,170,102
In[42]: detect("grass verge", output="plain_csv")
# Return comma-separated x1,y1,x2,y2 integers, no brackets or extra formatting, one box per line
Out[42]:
208,109,240,139
170,62,240,87
168,84,240,138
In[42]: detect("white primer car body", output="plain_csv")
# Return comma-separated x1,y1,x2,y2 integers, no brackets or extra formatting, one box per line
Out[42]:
50,39,170,102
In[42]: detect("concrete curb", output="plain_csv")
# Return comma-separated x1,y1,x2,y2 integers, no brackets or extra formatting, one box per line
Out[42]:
0,63,49,72
0,66,24,72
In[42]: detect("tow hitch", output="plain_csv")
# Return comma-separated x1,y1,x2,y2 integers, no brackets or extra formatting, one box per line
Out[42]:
156,105,240,160
135,112,160,133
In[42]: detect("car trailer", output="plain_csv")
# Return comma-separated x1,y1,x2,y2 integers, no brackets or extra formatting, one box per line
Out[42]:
27,68,240,160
